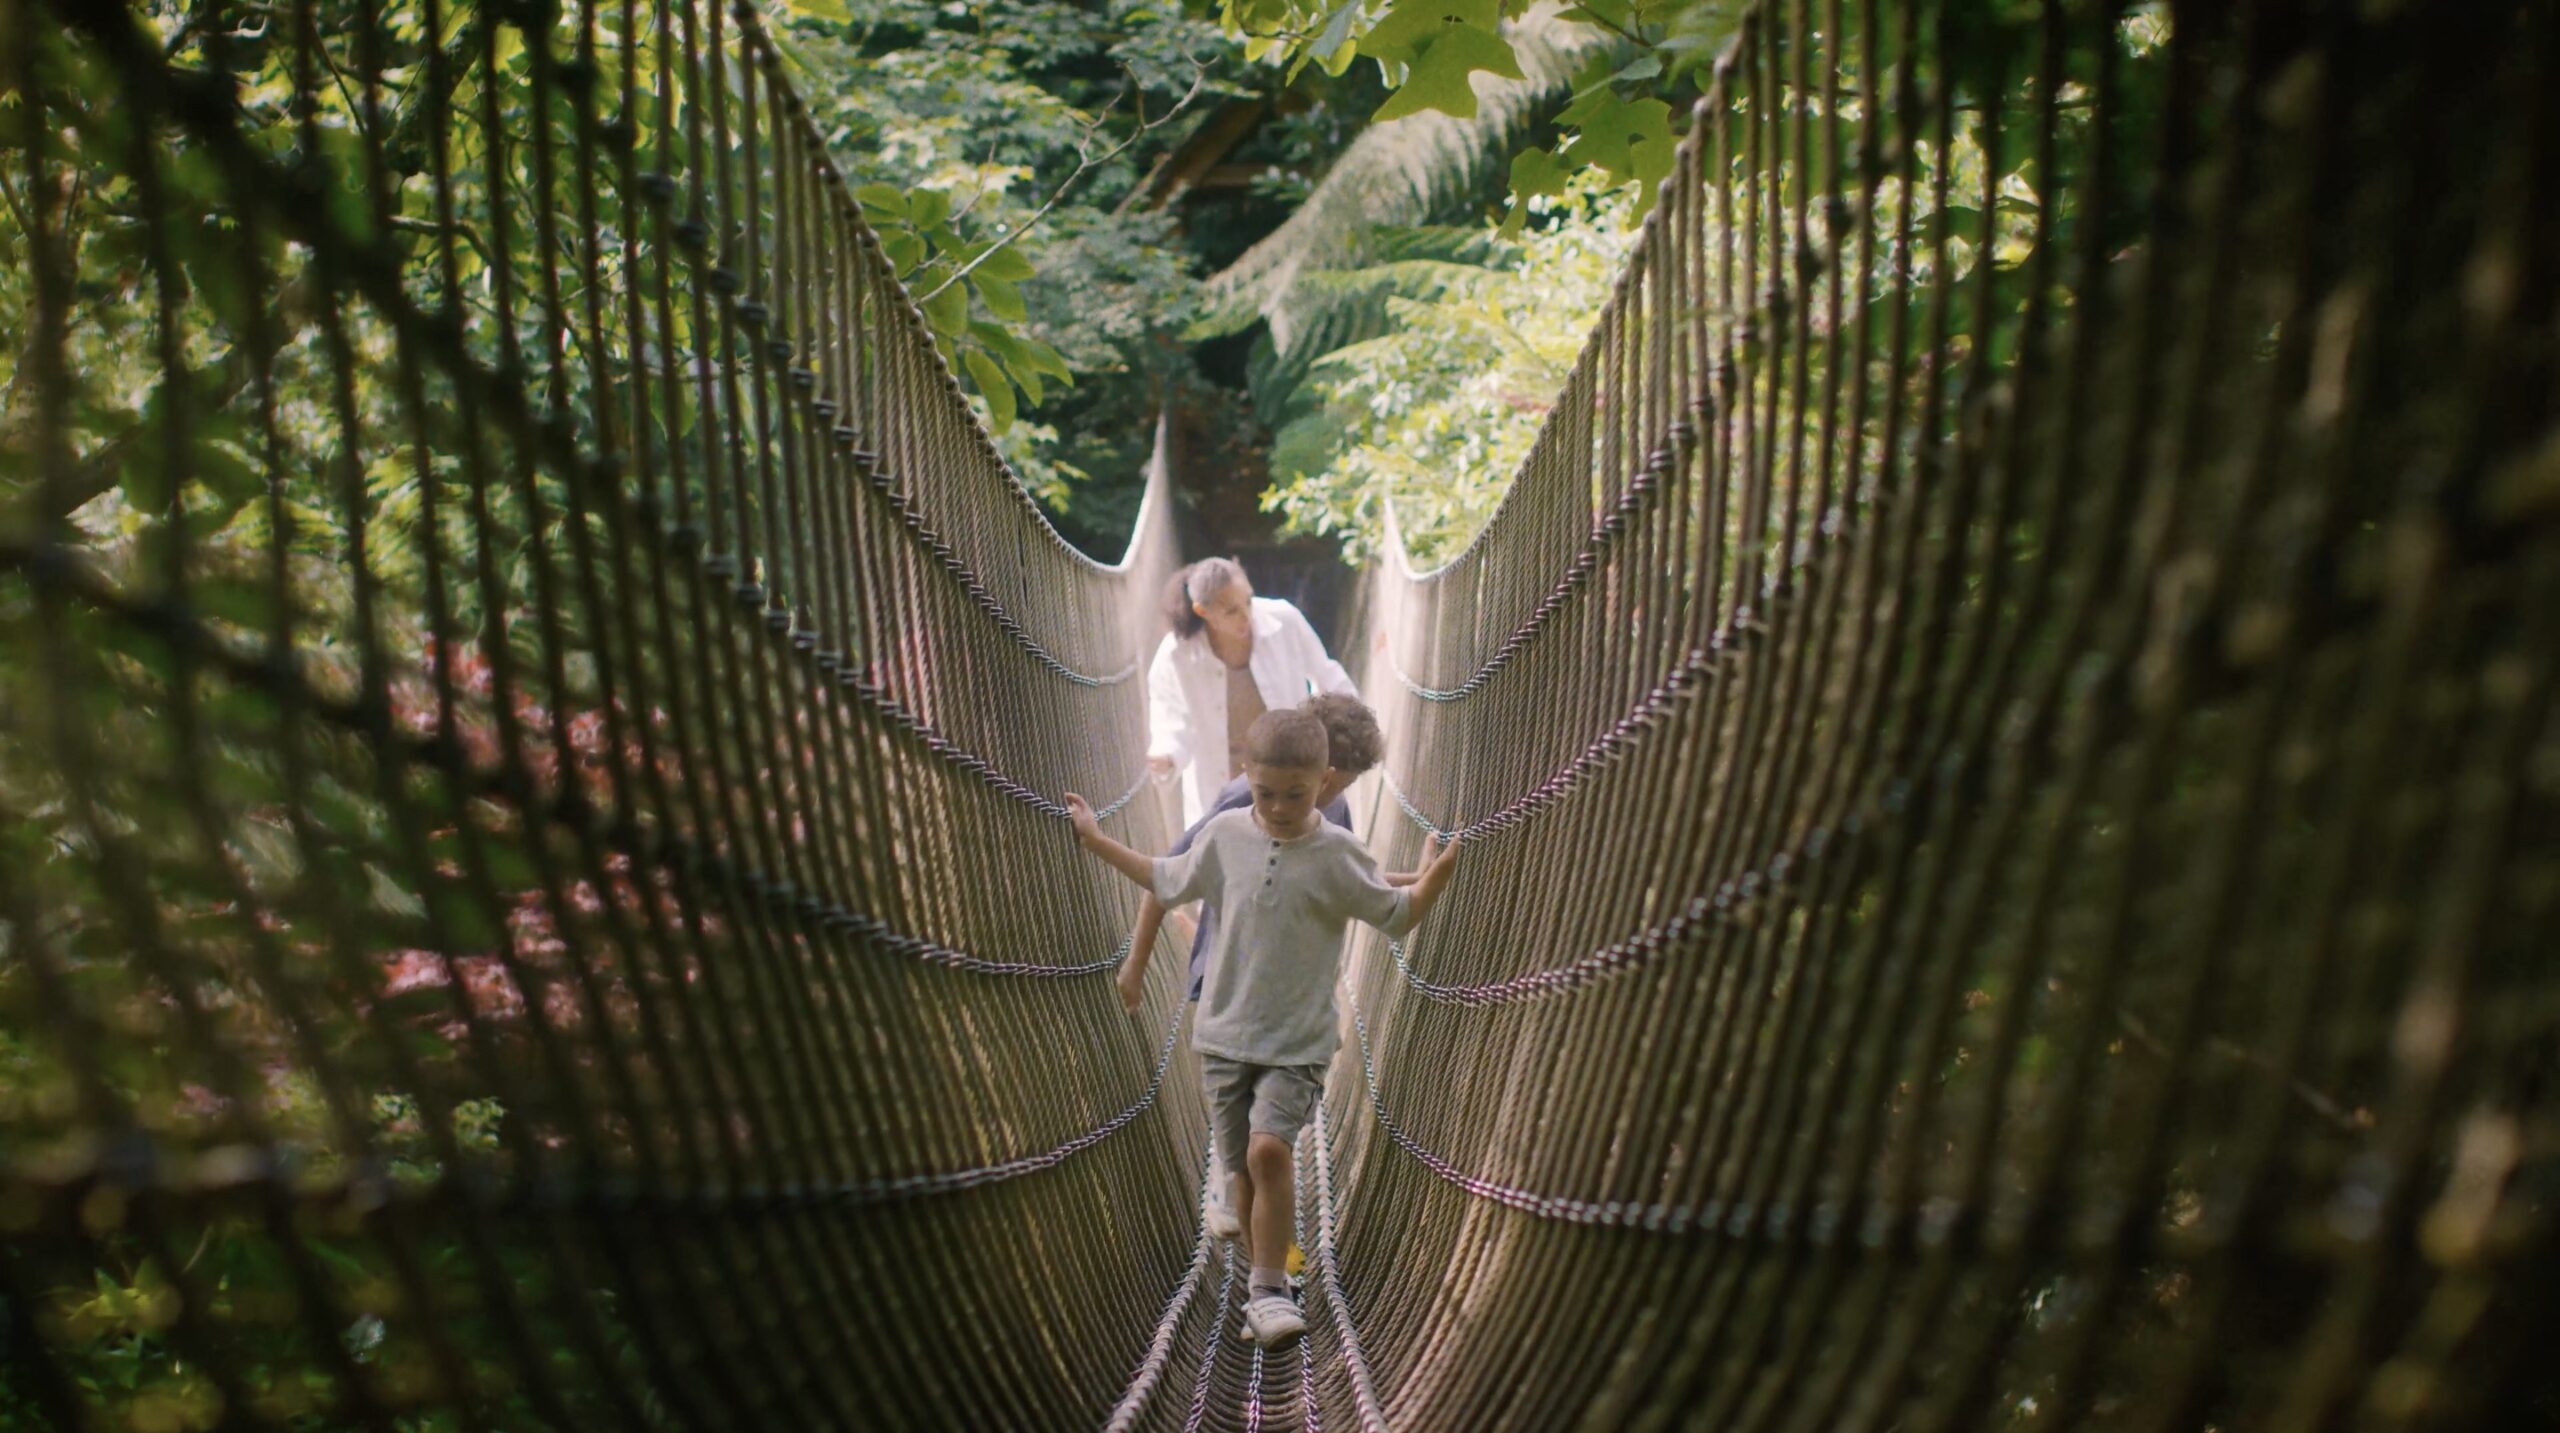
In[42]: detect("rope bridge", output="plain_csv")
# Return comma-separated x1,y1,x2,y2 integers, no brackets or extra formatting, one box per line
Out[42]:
0,2,2553,1432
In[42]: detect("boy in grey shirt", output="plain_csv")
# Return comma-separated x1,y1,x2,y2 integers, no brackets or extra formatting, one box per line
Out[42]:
1067,708,1459,1347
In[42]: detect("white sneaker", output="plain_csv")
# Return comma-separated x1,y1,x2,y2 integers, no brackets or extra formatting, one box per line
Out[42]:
1206,1179,1243,1242
1241,1292,1306,1347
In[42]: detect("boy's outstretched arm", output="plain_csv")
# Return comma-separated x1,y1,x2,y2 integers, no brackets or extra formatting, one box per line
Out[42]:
1400,832,1462,928
1064,793,1157,890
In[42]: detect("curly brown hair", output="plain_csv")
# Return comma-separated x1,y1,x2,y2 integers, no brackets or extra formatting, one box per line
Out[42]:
1301,693,1383,776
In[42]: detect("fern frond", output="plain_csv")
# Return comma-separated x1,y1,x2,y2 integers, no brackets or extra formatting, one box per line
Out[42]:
1244,258,1498,423
1203,5,1617,362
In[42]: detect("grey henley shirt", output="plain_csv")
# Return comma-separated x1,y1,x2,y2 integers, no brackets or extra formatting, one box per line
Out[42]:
1151,808,1415,1067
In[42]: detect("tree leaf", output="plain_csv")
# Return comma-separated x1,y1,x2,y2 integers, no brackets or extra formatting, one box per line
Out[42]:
1558,0,1634,30
970,319,1030,366
853,183,908,219
1300,0,1364,78
194,435,266,507
969,323,1048,403
1361,0,1504,65
908,187,952,230
1015,335,1075,385
1374,28,1524,122
366,864,426,919
962,349,1016,432
1510,145,1572,200
974,275,1027,322
879,228,926,274
1501,147,1571,237
786,0,850,20
969,244,1036,283
1564,95,1672,186
1000,355,1045,407
1557,55,1622,121
922,283,971,338
1613,54,1662,85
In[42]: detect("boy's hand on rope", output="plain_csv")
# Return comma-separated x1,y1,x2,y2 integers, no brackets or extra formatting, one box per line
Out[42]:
1063,792,1099,843
1403,823,1462,927
1431,828,1460,871
1388,832,1454,889
1113,955,1147,1013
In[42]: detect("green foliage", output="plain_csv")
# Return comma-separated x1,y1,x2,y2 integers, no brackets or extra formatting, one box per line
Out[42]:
772,0,1238,466
1213,0,1745,228
1361,0,1525,122
1196,5,1609,438
0,0,1244,557
1231,0,2185,577
1263,176,1635,565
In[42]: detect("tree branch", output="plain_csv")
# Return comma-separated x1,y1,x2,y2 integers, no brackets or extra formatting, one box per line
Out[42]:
1116,95,1272,217
942,133,1013,229
913,57,1209,305
308,24,375,144
0,172,29,253
5,270,318,527
0,168,85,473
388,214,496,271
2114,1008,2371,1135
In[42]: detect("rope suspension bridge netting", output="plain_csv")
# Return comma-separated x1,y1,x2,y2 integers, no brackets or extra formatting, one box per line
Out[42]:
0,0,1197,1422
0,0,2554,1431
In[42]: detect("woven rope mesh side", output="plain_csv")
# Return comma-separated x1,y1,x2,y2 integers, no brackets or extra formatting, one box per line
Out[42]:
1334,1,2558,1430
0,0,1198,1425
2,0,2556,1429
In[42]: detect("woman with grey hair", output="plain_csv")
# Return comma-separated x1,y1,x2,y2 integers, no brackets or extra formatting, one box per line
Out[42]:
1146,557,1356,826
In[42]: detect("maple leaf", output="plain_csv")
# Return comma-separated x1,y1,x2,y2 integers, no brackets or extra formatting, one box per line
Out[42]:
1359,0,1505,64
1374,27,1526,122
1564,96,1677,214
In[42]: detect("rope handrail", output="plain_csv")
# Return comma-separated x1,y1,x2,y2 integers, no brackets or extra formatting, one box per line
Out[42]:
1339,983,2377,1256
1302,1101,1390,1433
1378,429,1682,701
1104,1150,1221,1433
0,1007,1180,1219
848,1010,1186,1204
724,4,1154,583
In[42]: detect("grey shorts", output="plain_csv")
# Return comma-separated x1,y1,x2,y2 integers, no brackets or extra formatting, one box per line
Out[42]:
1200,1054,1326,1175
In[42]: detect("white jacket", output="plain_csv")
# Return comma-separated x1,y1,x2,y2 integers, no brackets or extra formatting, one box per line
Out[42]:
1147,596,1356,826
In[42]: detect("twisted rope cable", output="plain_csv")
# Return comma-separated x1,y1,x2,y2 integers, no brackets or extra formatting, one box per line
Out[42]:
1303,1101,1390,1433
847,1010,1186,1204
1105,1146,1221,1433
